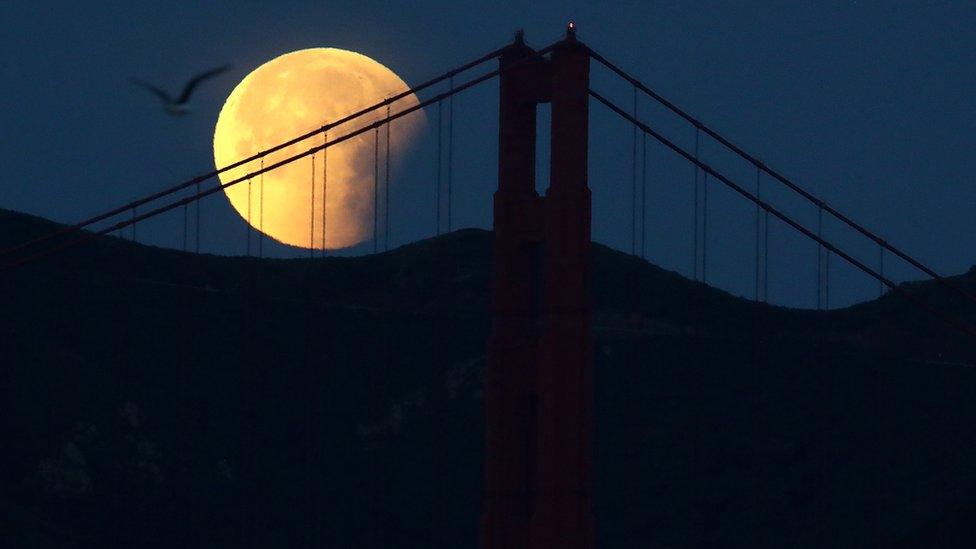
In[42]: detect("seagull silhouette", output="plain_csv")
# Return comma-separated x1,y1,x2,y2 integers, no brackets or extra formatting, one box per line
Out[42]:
130,65,231,116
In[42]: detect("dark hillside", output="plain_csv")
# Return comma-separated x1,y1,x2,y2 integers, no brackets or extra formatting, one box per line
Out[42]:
1,208,975,548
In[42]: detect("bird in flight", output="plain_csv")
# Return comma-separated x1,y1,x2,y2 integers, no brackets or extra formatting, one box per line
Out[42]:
131,65,231,116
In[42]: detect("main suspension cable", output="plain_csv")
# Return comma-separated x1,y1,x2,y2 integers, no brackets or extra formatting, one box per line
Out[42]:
590,88,976,341
0,44,511,261
587,45,976,307
2,44,558,271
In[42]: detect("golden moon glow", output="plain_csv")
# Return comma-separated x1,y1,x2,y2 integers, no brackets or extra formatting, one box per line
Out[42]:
213,48,425,250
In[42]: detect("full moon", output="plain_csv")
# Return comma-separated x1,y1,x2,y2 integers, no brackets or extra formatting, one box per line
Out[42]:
213,48,425,250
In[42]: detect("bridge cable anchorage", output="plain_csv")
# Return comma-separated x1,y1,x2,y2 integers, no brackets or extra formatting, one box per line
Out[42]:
589,88,976,341
1,43,559,271
385,104,391,251
754,167,761,301
310,154,316,257
259,156,265,258
373,126,379,254
436,99,443,236
0,43,511,263
693,127,701,280
447,75,455,233
631,85,638,256
586,45,976,307
322,132,329,257
641,128,648,260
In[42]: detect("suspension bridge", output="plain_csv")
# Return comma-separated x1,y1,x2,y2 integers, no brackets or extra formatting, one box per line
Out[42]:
2,24,975,549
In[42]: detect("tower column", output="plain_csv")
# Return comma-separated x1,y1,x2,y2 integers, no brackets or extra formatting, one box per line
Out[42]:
529,31,595,549
483,27,593,549
482,33,550,549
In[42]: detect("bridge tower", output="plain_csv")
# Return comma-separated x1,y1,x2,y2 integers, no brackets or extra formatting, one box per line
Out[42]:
483,26,594,549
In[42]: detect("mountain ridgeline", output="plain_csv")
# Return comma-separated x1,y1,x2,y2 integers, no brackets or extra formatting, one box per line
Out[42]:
1,208,975,548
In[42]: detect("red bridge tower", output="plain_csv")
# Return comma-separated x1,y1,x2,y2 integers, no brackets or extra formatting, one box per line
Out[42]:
482,26,594,549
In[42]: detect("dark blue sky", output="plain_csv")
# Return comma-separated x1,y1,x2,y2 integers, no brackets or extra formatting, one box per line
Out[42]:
2,1,974,309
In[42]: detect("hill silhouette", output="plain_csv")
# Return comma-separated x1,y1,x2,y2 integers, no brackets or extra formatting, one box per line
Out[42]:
1,208,975,548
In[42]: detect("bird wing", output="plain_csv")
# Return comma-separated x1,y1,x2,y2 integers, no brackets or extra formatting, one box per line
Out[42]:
177,65,231,104
130,78,173,104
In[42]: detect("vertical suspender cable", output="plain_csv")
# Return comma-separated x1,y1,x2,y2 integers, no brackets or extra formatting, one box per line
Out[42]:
631,86,638,256
879,245,885,297
195,180,201,254
436,99,443,236
641,130,647,260
693,128,700,280
825,248,831,309
322,132,329,257
183,199,188,252
755,168,761,301
764,193,770,302
374,127,379,254
259,157,265,258
246,176,252,256
385,105,391,251
702,171,708,284
447,76,454,233
310,155,316,257
817,204,823,309
131,206,137,243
